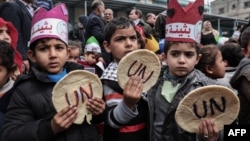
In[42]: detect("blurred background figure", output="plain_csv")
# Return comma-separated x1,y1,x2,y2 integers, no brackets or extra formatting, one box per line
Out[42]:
146,12,156,29
232,24,243,41
0,0,37,74
201,20,219,46
67,40,82,63
104,8,113,24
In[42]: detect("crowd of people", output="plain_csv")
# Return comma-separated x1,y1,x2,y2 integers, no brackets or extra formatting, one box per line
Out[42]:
0,0,250,141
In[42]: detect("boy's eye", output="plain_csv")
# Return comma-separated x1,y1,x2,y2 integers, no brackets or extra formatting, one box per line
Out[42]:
55,46,65,50
171,52,179,57
116,37,125,41
130,36,137,40
38,46,48,51
185,52,195,58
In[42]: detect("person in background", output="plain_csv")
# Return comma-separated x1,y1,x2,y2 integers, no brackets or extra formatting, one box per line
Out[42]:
78,36,104,77
231,24,243,41
67,40,82,63
68,21,86,46
104,8,113,24
230,25,250,125
128,7,153,39
201,20,219,46
0,18,23,76
0,40,17,141
218,42,244,93
101,16,148,141
145,12,156,29
0,0,37,74
2,4,106,141
85,0,111,66
195,45,227,80
154,11,166,40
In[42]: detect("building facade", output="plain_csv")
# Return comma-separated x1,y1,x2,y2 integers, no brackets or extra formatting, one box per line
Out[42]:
211,0,250,21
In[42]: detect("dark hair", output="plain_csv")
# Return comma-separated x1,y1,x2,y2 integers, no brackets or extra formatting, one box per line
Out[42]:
164,41,200,55
132,8,143,19
136,29,145,49
219,43,244,67
154,14,166,39
239,26,250,50
236,24,242,30
224,37,238,44
0,40,16,73
146,13,154,20
195,45,219,74
91,0,103,11
104,16,136,43
29,38,68,52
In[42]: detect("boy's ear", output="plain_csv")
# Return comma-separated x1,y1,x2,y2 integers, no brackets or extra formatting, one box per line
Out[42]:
103,41,111,53
195,54,202,65
205,65,213,74
224,60,229,67
27,50,36,63
242,48,248,57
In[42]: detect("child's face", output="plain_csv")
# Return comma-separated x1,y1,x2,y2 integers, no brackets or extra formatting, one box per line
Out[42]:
129,9,139,21
28,39,69,74
0,65,9,88
68,46,80,62
103,25,139,63
84,53,97,65
207,51,226,79
164,43,200,77
0,25,11,44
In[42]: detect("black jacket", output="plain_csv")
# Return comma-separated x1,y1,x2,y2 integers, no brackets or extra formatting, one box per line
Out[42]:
2,62,104,141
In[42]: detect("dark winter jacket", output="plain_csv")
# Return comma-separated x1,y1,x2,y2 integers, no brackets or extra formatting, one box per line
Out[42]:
2,62,104,141
230,57,250,125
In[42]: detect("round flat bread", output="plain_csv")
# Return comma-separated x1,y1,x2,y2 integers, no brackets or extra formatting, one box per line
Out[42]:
52,70,102,124
117,49,161,92
175,85,239,133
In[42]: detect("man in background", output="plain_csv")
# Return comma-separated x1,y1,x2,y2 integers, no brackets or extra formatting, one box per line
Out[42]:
85,0,111,66
104,8,113,24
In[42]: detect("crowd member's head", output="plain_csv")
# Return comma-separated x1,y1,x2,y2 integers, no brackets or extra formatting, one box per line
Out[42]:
239,26,250,57
146,13,156,27
219,42,244,68
0,40,17,88
195,45,226,79
84,36,102,65
128,8,142,21
91,0,105,18
104,8,113,23
0,18,23,74
67,40,82,62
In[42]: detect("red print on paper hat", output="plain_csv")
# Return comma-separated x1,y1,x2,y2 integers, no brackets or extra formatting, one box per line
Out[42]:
166,0,204,43
30,3,68,47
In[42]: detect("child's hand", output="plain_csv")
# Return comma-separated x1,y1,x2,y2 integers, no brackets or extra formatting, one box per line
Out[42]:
87,97,106,115
123,76,143,110
198,119,219,141
51,106,78,134
11,68,20,80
